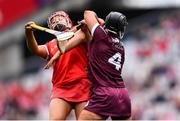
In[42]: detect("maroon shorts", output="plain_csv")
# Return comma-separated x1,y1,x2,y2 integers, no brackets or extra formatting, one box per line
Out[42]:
84,86,131,119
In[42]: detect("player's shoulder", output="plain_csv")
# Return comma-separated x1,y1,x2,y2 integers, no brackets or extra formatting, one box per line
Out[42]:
92,24,107,37
95,24,104,31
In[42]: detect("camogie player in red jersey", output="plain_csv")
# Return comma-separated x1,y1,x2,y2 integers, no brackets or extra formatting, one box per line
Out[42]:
25,11,91,120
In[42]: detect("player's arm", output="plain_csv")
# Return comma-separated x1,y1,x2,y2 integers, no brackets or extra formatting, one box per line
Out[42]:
44,29,86,69
84,10,104,37
63,29,86,52
78,17,104,42
25,21,47,59
97,18,105,26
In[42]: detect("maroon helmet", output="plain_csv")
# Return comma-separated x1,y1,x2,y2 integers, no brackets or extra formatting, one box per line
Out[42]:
105,11,128,39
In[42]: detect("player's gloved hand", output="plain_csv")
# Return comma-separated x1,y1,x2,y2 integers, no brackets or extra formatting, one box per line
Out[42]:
25,21,36,31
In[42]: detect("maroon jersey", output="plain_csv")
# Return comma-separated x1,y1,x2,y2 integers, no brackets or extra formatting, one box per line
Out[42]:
88,24,125,88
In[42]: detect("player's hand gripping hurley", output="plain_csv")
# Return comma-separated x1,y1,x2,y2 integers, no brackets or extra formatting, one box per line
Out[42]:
30,24,74,41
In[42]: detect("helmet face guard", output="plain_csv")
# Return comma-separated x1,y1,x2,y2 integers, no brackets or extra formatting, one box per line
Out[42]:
105,11,128,39
47,11,72,31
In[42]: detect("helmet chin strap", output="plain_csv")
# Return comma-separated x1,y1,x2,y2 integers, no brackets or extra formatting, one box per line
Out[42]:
106,29,124,40
107,29,117,35
119,32,124,39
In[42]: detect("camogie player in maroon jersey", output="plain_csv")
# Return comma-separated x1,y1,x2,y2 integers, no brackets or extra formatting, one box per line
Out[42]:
45,10,131,120
78,10,131,120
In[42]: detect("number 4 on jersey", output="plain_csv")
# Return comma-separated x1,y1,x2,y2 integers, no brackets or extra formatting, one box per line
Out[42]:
108,52,121,71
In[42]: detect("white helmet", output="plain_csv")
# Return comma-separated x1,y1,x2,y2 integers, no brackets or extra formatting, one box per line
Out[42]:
47,11,72,31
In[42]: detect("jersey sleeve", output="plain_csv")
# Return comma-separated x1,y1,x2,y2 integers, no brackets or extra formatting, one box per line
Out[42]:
41,45,49,60
90,23,108,41
45,40,58,60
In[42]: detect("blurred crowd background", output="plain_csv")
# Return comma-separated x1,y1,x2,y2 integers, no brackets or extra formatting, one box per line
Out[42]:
0,0,180,120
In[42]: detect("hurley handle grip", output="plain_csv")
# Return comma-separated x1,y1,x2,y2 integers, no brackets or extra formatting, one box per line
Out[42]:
30,24,46,31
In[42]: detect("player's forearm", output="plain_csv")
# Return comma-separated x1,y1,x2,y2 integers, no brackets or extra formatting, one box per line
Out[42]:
84,10,105,34
98,18,105,26
58,29,86,53
93,13,105,25
25,30,39,54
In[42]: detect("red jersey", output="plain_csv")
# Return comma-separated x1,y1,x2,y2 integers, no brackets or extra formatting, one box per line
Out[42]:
45,39,90,102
